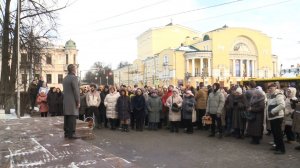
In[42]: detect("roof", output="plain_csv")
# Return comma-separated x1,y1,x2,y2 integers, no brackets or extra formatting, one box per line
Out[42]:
65,39,76,50
176,45,199,52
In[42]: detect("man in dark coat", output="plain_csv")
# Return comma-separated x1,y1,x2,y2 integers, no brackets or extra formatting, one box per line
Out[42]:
99,85,109,128
28,79,38,112
116,89,131,132
47,87,58,116
63,64,80,139
132,88,146,131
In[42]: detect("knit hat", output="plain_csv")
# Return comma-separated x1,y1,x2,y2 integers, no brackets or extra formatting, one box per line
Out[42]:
172,88,179,94
236,87,242,95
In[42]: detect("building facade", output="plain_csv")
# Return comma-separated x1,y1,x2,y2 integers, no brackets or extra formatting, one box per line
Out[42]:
137,24,200,60
280,65,300,77
20,39,78,90
113,24,278,88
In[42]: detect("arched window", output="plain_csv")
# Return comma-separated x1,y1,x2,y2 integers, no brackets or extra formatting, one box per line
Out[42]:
233,43,250,52
203,35,210,41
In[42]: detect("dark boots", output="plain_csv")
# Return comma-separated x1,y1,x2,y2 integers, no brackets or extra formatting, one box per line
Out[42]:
121,124,129,132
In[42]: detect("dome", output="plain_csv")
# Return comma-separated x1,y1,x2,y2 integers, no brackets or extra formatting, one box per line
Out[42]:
65,39,76,49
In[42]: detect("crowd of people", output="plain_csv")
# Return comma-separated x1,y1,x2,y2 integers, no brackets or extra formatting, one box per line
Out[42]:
28,77,64,117
28,77,300,154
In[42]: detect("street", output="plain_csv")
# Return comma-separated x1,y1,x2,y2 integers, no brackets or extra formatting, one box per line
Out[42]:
1,117,299,168
90,127,300,168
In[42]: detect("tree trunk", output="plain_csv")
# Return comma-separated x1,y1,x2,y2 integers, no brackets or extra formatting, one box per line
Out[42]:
0,0,12,111
10,18,18,93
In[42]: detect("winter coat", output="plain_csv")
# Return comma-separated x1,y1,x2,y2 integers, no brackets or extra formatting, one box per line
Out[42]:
99,91,108,115
147,95,162,123
132,95,146,119
62,73,80,116
224,94,234,117
162,90,172,113
182,95,196,120
57,93,64,116
86,91,101,107
195,88,208,110
166,93,183,122
79,93,87,115
231,94,247,130
247,89,265,137
206,90,225,115
292,99,300,133
116,95,131,120
36,92,48,113
47,91,58,115
293,111,300,133
104,91,120,119
284,87,297,126
28,83,38,97
267,89,285,120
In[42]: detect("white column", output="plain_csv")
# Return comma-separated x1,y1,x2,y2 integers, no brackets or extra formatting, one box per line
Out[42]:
200,58,204,75
247,59,250,77
251,60,255,77
208,58,211,77
255,60,258,77
240,59,243,77
232,59,236,77
186,59,189,74
192,58,195,77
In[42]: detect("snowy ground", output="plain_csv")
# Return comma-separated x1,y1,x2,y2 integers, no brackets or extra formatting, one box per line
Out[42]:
0,109,31,120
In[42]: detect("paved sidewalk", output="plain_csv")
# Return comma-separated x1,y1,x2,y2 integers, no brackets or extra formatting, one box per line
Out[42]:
89,127,300,168
0,117,137,168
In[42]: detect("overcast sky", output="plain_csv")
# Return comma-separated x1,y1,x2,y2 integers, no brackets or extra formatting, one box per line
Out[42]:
56,0,300,71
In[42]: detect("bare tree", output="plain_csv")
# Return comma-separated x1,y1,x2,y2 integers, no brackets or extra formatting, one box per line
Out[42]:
117,61,130,69
84,62,114,85
0,0,69,112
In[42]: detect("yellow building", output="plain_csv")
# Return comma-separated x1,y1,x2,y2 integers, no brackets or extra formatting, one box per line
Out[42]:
137,23,200,60
114,24,278,88
186,26,277,87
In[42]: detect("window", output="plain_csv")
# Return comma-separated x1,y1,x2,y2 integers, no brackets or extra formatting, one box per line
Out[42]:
21,54,27,64
66,54,69,64
22,74,27,84
46,55,52,64
58,74,63,84
46,74,52,84
203,35,210,41
163,55,169,65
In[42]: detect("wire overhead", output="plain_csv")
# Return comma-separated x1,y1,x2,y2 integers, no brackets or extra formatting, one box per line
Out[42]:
61,0,294,35
94,0,244,31
92,0,170,24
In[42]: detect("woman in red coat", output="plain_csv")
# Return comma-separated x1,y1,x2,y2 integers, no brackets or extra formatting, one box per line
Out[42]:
36,90,49,117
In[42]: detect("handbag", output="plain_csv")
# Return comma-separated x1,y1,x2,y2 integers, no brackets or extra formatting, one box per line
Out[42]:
171,97,181,112
192,108,196,123
268,104,278,118
202,115,212,126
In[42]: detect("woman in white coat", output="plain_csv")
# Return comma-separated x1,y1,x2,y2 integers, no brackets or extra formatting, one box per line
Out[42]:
104,86,120,130
166,88,183,133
